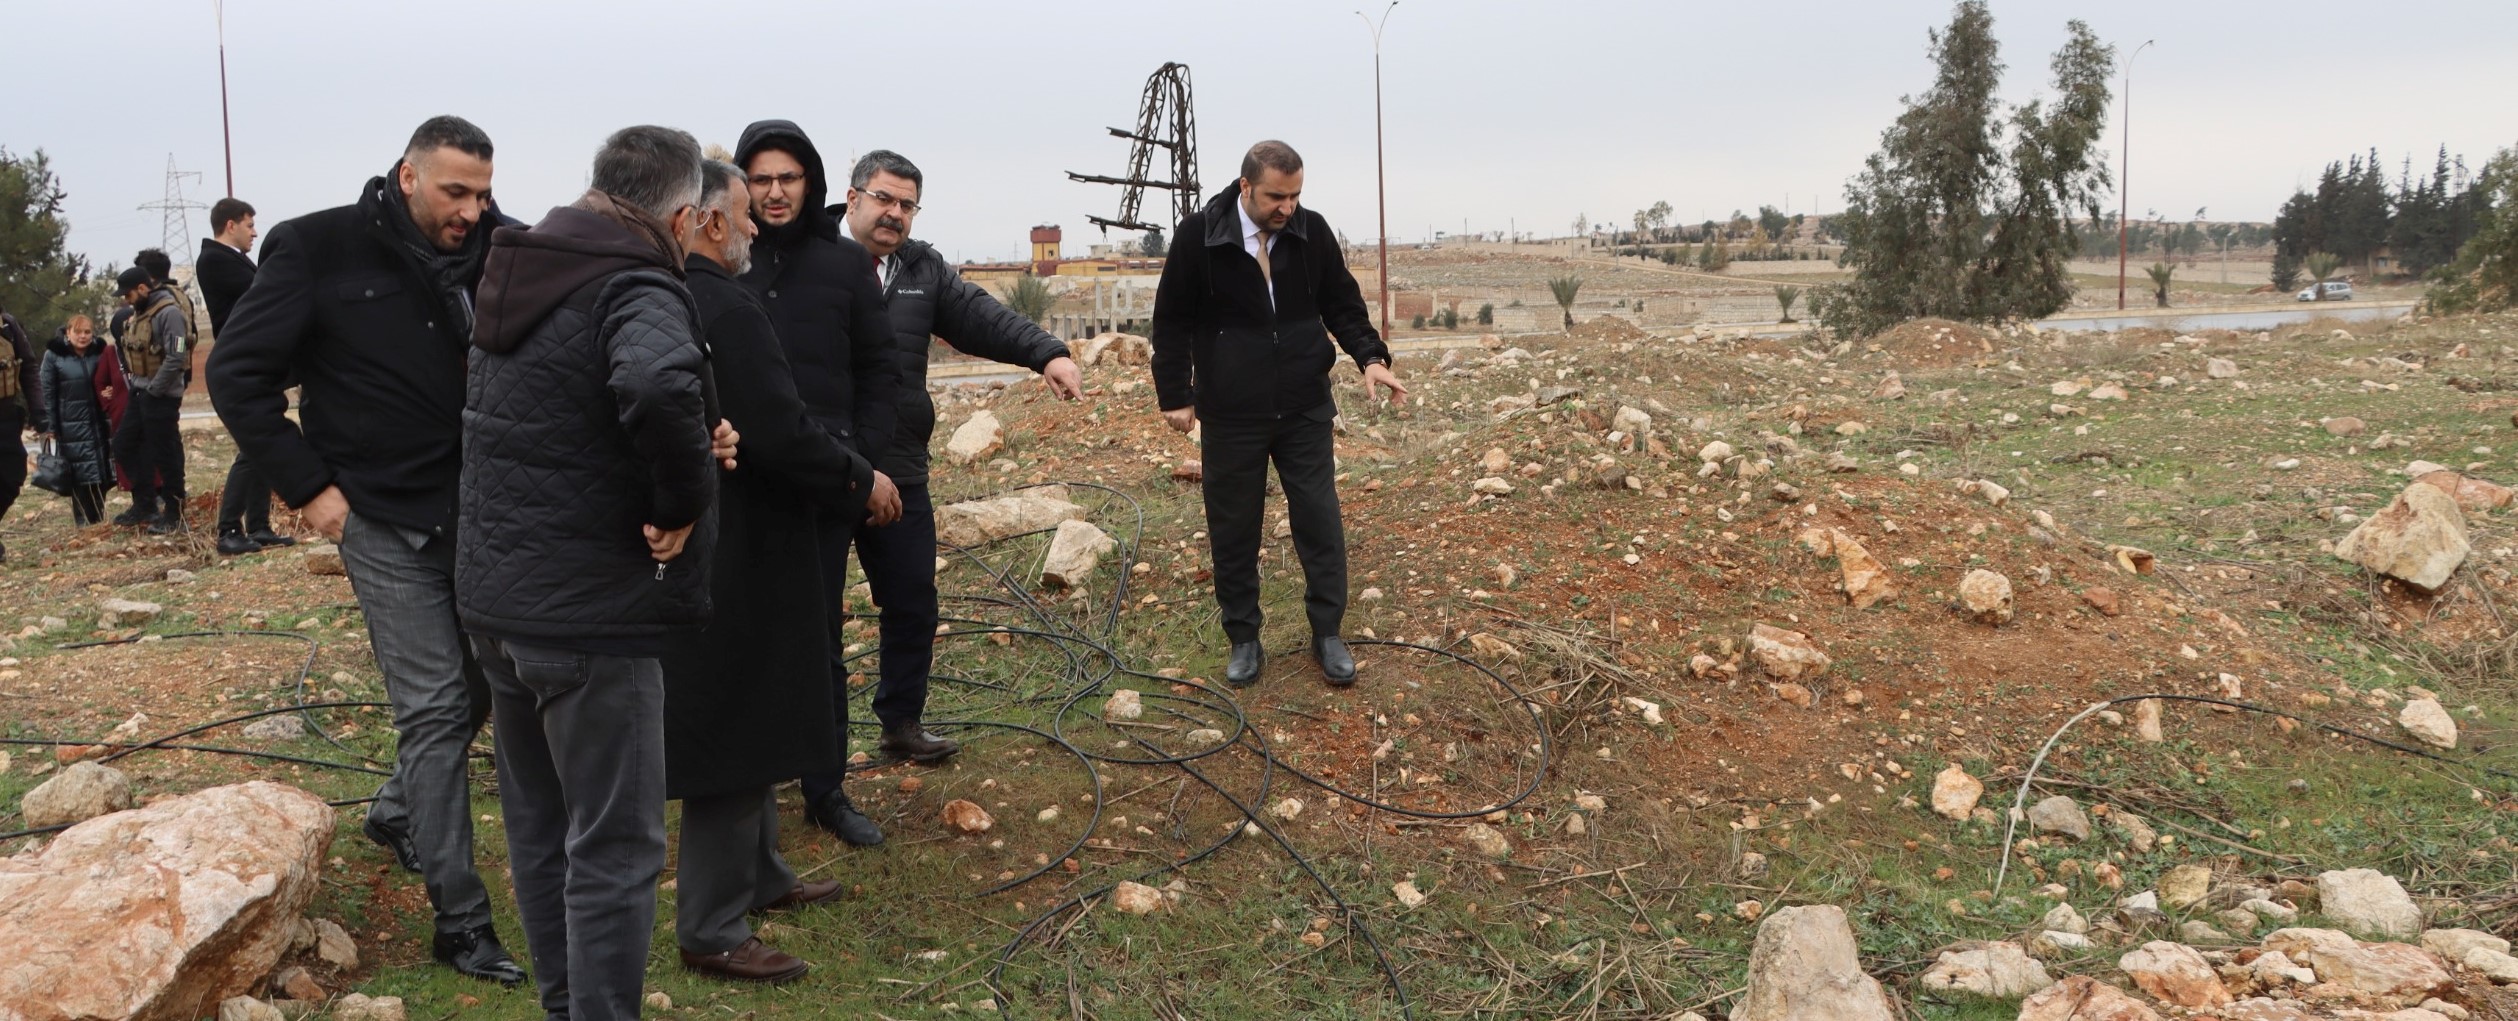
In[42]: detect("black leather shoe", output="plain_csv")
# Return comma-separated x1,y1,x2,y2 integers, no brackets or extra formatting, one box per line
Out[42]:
216,531,260,556
1313,636,1357,687
432,924,528,986
805,792,885,847
111,505,154,527
362,813,422,873
1224,642,1265,688
878,724,960,763
681,936,809,984
147,510,185,535
248,530,298,548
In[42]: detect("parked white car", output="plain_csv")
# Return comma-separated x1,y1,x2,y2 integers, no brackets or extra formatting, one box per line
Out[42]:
2296,281,2354,301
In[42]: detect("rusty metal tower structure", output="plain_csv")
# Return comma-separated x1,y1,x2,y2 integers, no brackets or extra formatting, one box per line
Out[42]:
1068,63,1199,236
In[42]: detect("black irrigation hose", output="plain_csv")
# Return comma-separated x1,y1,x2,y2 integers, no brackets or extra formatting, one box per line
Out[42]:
56,629,379,766
1992,691,2518,894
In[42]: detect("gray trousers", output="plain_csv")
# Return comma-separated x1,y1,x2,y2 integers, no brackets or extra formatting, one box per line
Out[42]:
339,511,494,934
476,636,667,1021
675,787,799,954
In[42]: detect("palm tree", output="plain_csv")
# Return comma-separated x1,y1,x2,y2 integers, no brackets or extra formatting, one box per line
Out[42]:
1005,275,1055,324
2144,263,2175,308
2304,251,2344,301
1546,275,1584,331
1774,285,1802,323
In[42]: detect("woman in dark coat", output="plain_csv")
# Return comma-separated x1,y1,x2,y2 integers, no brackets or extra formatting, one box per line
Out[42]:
661,211,874,982
38,316,118,524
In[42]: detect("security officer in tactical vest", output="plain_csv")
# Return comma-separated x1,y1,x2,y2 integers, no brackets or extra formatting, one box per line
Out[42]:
112,265,190,533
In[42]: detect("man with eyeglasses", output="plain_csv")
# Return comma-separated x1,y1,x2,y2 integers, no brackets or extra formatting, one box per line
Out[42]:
731,120,902,848
839,150,1081,766
1150,140,1406,689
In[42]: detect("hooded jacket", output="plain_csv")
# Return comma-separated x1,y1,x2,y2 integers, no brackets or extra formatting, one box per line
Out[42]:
731,120,901,473
1150,188,1388,420
40,332,113,486
455,194,717,651
871,239,1070,485
206,167,514,535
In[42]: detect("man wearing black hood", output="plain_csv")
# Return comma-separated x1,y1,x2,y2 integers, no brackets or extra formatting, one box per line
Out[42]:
207,115,527,987
731,119,902,847
461,124,718,1021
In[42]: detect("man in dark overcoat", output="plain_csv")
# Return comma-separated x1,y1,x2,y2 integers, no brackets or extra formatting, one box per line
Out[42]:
662,161,872,984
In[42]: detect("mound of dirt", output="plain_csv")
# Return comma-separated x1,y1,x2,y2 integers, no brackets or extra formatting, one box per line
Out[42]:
1571,315,1651,345
1870,317,2000,369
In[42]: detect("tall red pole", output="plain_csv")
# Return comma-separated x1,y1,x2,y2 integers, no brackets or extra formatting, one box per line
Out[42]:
1359,4,1396,340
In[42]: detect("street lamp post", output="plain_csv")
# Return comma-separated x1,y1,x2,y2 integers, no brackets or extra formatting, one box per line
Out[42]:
2116,38,2154,311
1357,3,1397,339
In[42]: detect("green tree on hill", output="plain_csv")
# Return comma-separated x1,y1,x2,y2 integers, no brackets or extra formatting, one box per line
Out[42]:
2424,147,2515,315
1816,2,2115,337
1546,274,1584,331
0,149,111,342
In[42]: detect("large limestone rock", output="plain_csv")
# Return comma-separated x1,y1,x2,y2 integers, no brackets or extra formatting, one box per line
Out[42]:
2414,469,2516,514
2027,795,2090,841
1916,941,2052,1000
1075,332,1152,367
935,489,1086,548
2316,869,2424,938
2017,976,2159,1021
1957,569,2014,624
20,761,134,829
1930,764,1983,821
1040,520,1117,588
2335,483,2470,591
2398,699,2458,750
2118,940,2231,1007
1806,529,1897,609
2263,927,2453,1001
0,782,335,1021
97,599,164,628
1749,624,1831,681
943,409,1004,464
1734,904,1895,1021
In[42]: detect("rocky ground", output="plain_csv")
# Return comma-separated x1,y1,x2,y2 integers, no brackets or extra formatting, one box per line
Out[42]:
6,305,2518,1019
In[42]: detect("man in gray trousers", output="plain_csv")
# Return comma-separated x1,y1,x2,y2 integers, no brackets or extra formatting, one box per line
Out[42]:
208,115,525,986
458,125,721,1021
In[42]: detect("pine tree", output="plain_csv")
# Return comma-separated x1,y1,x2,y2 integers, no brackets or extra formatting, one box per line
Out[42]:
0,148,110,342
1819,2,2114,336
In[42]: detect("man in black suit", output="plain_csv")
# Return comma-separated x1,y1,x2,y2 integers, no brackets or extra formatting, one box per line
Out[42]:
197,197,294,555
1149,140,1406,689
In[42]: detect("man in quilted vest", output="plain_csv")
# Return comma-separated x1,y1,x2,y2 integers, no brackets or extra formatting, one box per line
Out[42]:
111,265,189,533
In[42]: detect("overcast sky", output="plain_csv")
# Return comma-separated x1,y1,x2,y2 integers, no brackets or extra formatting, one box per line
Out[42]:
10,1,2515,269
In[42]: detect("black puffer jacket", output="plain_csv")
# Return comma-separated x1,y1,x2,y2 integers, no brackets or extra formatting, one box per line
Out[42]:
874,239,1069,485
1150,188,1389,420
208,168,515,535
732,120,900,466
40,334,113,486
456,197,717,651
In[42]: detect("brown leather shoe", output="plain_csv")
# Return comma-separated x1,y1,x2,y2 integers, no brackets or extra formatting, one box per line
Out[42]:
753,880,844,913
680,936,809,984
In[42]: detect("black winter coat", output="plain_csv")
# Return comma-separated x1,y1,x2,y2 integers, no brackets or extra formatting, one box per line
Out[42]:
39,335,113,486
196,238,255,337
874,239,1069,485
208,171,514,535
732,120,901,468
662,256,870,798
1150,189,1389,421
456,201,716,651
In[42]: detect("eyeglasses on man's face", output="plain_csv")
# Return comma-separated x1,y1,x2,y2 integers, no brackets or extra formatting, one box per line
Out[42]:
858,188,921,216
748,171,806,190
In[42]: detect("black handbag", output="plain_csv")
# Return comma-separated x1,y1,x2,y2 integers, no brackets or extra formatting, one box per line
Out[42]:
31,438,72,496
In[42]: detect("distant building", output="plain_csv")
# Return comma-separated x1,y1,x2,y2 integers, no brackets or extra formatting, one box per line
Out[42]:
963,223,1166,282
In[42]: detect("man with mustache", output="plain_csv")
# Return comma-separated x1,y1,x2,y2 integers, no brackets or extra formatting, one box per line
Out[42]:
208,115,527,987
1150,140,1406,689
839,150,1081,765
731,120,902,847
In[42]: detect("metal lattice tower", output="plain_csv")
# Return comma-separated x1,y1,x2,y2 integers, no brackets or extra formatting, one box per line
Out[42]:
1067,63,1199,236
137,154,206,265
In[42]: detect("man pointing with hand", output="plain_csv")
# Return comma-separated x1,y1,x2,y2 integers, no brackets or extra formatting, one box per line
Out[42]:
1150,140,1404,690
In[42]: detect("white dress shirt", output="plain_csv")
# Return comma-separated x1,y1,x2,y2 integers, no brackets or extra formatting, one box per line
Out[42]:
1237,201,1274,311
